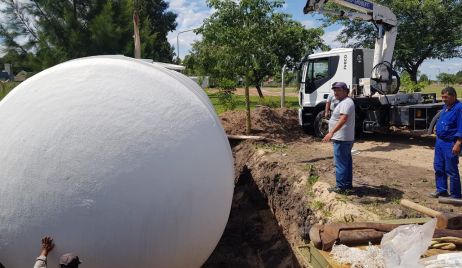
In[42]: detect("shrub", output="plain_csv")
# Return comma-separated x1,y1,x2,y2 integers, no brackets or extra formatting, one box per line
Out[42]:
216,79,238,111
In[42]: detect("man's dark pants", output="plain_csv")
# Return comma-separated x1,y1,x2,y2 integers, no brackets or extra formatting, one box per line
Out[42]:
333,140,354,190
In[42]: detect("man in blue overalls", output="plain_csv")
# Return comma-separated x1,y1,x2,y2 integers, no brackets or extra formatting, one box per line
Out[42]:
432,87,462,199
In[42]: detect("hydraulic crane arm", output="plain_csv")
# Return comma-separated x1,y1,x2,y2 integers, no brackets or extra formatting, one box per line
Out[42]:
303,0,397,26
303,0,398,91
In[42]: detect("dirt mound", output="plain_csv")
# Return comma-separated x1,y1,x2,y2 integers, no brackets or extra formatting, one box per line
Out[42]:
220,107,305,141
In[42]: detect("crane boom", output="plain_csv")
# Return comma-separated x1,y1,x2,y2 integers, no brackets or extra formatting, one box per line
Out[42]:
303,0,398,93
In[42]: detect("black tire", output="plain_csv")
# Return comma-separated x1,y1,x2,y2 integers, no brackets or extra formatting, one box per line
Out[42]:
302,125,313,134
427,111,441,135
314,110,329,138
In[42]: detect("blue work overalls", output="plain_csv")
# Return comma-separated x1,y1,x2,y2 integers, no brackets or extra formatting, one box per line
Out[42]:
434,100,462,198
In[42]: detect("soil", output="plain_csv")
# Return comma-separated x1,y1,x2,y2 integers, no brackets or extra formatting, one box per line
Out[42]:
205,107,462,267
220,107,306,142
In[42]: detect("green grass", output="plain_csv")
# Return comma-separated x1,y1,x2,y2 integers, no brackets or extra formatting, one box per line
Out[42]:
263,86,299,93
421,83,462,97
254,143,288,152
0,82,19,100
311,200,325,210
207,90,299,114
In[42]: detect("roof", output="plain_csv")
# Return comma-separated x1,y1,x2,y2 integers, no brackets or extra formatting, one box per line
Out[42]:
309,48,374,59
153,62,186,71
139,59,185,71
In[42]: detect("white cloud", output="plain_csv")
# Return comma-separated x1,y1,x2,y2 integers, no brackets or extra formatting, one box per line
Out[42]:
167,0,212,58
420,58,462,80
301,18,322,28
322,27,344,48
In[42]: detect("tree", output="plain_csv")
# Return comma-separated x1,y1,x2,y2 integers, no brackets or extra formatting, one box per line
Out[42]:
418,74,430,84
437,72,456,86
401,71,427,92
132,0,178,62
0,0,177,72
455,70,462,84
193,0,326,133
325,0,462,83
193,0,326,93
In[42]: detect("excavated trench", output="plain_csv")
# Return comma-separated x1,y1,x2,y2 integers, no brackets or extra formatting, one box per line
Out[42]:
202,108,332,267
204,166,301,267
203,107,424,267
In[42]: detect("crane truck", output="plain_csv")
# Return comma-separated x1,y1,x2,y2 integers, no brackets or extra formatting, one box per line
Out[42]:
298,0,443,137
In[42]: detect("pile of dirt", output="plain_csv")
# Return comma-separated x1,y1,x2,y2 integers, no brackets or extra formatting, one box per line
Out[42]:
220,107,305,141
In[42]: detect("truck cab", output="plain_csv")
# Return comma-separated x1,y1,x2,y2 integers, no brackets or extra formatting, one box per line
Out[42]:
298,48,374,136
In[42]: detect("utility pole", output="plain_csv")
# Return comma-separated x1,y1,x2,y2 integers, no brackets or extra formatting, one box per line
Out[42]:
176,28,197,62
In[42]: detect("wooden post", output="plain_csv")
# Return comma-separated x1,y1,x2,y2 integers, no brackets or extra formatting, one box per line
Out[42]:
133,6,141,59
245,82,251,134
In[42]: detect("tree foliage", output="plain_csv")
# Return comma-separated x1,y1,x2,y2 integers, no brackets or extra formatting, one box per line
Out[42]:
0,0,177,72
186,0,326,133
437,72,457,86
325,0,462,83
418,74,430,84
187,0,327,90
455,70,462,84
401,71,426,92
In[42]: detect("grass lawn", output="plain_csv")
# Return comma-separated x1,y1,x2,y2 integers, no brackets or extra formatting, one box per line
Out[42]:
206,90,299,115
421,83,462,97
263,86,299,93
0,82,19,100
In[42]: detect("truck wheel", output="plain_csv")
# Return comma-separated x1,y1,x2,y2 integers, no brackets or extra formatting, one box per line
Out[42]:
314,111,329,138
428,111,441,135
302,125,313,134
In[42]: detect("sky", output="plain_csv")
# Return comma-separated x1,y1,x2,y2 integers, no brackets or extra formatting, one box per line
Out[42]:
167,0,461,80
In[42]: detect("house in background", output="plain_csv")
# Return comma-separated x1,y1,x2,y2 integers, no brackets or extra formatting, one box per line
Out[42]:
1,63,14,81
0,71,10,81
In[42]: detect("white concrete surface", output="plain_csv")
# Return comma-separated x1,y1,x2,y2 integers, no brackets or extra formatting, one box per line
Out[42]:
0,56,234,268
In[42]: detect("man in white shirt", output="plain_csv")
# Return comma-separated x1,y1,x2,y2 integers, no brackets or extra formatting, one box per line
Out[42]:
322,82,356,194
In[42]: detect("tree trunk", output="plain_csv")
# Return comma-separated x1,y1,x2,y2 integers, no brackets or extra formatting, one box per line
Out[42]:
73,0,77,19
245,83,251,135
133,11,141,59
255,83,264,99
409,67,418,84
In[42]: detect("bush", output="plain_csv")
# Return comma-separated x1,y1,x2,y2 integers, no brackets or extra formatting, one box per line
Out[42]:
216,78,238,111
218,78,237,92
400,72,426,93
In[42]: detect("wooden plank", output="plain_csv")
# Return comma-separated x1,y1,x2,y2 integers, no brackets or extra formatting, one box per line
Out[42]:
227,134,266,141
297,244,332,268
378,217,431,225
318,249,350,268
439,196,462,206
295,245,313,268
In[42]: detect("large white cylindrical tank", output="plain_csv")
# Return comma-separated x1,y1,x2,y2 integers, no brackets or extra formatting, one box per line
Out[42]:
0,56,234,267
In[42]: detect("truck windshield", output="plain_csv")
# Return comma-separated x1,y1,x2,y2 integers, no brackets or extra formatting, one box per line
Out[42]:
305,58,329,82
